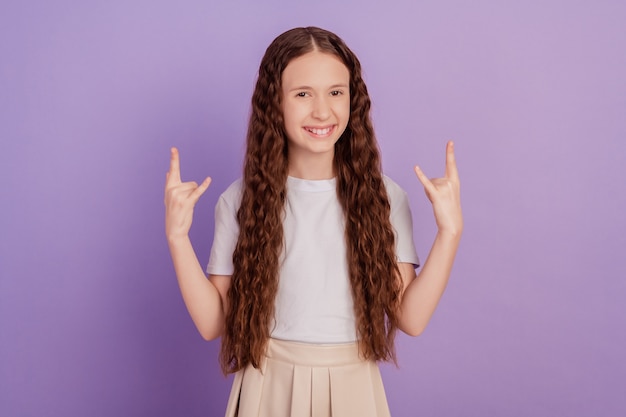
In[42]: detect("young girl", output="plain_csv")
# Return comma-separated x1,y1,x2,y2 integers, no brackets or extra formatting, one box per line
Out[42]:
165,27,462,417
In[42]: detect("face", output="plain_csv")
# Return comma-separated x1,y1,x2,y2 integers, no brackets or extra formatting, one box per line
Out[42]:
281,50,350,176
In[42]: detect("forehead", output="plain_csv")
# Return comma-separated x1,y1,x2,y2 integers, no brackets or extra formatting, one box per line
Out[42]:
282,51,349,88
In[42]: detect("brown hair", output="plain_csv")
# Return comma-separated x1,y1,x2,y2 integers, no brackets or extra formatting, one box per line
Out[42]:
220,27,402,374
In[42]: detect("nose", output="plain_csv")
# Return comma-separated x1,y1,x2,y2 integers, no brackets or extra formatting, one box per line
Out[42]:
311,96,331,120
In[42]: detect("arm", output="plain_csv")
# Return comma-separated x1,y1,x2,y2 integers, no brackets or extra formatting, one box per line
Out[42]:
398,141,463,336
164,147,226,341
167,236,227,340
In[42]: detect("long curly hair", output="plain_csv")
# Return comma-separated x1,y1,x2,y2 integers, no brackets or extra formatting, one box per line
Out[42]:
220,27,403,374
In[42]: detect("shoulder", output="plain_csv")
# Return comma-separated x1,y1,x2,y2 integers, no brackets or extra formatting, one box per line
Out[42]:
217,178,244,210
382,175,409,203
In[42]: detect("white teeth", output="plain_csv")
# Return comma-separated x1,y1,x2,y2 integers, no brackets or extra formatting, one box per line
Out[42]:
307,127,332,135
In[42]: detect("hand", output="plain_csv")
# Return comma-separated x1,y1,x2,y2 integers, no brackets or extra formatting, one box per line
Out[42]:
164,147,212,240
414,141,463,237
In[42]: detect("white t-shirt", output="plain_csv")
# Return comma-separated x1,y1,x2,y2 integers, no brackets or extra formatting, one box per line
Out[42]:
207,175,420,344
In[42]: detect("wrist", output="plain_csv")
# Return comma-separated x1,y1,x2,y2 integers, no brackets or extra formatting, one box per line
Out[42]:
166,233,191,246
436,227,463,241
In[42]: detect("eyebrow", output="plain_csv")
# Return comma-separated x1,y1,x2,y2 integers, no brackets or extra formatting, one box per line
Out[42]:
287,83,349,92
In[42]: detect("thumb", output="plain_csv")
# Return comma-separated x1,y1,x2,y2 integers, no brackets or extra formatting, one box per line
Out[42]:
190,176,212,201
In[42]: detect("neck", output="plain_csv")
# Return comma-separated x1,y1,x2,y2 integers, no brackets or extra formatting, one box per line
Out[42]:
287,151,335,180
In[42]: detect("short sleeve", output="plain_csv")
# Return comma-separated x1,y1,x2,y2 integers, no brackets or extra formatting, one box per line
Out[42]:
384,176,420,268
206,180,243,276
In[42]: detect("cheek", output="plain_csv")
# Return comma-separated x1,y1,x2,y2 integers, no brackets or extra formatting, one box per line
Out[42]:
283,101,300,122
282,110,298,133
282,108,305,140
337,100,351,124
285,104,313,132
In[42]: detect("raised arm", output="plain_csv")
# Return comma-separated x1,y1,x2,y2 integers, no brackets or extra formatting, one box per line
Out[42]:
398,141,463,336
164,147,226,340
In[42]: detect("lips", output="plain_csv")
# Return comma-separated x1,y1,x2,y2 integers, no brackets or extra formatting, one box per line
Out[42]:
304,125,335,137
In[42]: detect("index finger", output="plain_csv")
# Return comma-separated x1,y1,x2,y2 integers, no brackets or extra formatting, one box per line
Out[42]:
168,147,181,184
445,141,459,180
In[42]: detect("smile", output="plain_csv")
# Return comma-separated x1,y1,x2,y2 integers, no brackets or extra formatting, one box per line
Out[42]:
304,126,335,137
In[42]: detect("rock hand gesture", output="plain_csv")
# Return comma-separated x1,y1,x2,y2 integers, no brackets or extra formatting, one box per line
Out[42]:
164,147,212,240
414,141,463,237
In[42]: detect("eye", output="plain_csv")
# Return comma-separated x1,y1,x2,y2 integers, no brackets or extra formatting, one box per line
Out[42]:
330,90,343,96
296,92,309,98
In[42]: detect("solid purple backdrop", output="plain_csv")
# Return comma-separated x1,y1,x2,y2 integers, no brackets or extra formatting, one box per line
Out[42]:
1,1,625,416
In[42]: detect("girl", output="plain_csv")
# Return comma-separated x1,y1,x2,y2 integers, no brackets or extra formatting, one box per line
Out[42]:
165,27,462,417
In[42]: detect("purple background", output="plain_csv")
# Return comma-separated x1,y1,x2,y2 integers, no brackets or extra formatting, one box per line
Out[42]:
1,1,625,416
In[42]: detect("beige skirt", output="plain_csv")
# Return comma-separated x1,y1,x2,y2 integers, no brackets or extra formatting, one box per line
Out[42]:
224,338,391,417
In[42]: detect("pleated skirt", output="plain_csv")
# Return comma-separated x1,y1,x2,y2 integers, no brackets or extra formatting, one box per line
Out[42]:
224,338,391,417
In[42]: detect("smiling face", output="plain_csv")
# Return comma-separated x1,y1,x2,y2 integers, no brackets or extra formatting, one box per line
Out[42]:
281,50,350,179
